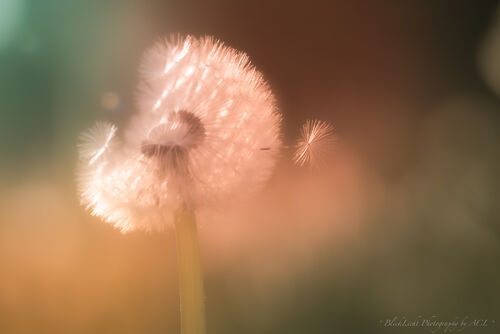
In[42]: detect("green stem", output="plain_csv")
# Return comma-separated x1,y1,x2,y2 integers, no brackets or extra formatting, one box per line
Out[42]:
174,207,207,334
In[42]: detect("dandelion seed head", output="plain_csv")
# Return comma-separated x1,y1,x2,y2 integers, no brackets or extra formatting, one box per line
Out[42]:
77,35,282,232
293,120,335,167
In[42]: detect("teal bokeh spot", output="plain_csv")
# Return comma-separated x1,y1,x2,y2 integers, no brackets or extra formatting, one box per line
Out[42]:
0,0,24,50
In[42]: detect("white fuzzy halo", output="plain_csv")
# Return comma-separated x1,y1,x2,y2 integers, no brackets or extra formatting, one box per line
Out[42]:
78,35,282,232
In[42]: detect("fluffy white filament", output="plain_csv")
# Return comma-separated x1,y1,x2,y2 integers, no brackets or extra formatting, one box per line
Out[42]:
78,122,118,165
293,120,335,167
78,36,282,232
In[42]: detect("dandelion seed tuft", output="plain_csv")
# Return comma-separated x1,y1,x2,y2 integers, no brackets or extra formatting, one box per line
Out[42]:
78,122,118,165
293,120,336,167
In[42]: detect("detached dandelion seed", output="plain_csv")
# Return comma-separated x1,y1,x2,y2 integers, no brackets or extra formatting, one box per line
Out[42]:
293,119,336,167
77,35,281,334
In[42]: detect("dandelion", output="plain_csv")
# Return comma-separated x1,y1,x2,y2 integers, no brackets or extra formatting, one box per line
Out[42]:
78,36,281,232
77,35,281,334
293,119,336,167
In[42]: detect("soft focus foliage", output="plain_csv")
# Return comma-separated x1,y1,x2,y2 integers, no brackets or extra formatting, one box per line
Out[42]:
77,36,281,232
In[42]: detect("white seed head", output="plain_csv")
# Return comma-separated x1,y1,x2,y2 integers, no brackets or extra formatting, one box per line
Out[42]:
293,120,335,167
77,35,282,232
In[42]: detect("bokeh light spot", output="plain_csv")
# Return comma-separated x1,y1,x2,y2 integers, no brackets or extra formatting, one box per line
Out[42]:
100,91,121,111
0,0,25,50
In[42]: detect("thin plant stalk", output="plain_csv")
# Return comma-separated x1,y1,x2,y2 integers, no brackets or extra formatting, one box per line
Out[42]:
174,207,206,334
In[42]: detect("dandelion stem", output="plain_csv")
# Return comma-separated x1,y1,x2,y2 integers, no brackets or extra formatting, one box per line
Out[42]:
174,207,206,334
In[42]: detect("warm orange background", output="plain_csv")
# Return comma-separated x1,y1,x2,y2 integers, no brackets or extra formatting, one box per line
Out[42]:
1,1,499,333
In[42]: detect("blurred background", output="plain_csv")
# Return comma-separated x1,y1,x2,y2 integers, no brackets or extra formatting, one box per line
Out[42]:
1,0,500,333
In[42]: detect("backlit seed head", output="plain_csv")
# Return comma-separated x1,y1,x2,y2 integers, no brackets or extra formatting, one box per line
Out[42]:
77,36,282,232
